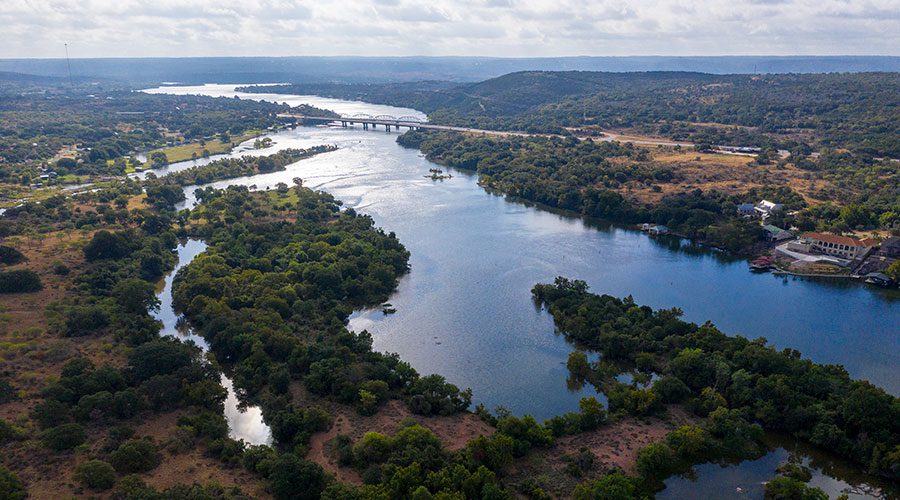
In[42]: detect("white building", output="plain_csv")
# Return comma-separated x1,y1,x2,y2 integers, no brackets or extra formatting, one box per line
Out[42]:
789,233,878,260
754,200,784,219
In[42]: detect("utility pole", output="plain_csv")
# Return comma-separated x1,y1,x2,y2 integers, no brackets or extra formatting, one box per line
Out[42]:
64,43,73,86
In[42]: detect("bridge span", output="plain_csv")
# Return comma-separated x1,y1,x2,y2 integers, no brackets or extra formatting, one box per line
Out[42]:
276,113,505,134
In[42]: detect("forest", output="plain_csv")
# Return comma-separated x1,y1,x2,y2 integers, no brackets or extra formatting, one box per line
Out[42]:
241,71,900,156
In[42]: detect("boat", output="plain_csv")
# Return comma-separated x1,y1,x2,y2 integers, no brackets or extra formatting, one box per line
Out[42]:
864,272,894,288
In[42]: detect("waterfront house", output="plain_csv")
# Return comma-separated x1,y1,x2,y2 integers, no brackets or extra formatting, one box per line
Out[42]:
792,232,878,260
737,203,756,218
649,225,669,235
763,224,793,242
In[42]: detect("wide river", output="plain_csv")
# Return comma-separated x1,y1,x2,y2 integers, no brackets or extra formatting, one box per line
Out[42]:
145,84,898,498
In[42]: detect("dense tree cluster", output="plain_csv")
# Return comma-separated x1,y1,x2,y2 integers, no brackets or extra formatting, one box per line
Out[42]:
173,185,471,421
532,277,900,484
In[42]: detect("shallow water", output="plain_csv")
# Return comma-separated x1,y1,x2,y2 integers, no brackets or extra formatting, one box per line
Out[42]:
660,435,898,499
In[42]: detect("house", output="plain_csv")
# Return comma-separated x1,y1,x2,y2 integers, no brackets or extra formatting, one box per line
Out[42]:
793,232,879,260
649,225,669,235
762,224,792,242
754,200,784,220
880,237,900,259
737,203,756,218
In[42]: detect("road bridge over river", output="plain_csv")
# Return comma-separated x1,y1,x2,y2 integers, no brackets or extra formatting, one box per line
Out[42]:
276,113,776,155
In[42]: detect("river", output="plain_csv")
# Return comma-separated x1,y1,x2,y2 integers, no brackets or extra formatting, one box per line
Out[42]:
144,84,899,498
153,238,272,446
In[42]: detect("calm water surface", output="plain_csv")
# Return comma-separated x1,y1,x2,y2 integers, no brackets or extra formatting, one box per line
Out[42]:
145,84,898,497
153,238,272,445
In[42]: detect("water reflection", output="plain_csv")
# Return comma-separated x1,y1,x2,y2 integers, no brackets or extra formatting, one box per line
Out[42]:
660,434,898,499
154,239,272,446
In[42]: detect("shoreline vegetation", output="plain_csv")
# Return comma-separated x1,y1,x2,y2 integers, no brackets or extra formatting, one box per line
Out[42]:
532,277,899,495
395,130,899,266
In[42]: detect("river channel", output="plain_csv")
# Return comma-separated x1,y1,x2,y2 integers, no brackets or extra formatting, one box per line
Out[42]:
144,84,899,498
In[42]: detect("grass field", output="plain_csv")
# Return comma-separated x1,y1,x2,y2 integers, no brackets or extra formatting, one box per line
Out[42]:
149,133,256,163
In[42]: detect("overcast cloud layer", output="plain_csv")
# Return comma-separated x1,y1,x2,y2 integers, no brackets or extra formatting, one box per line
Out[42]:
4,0,899,58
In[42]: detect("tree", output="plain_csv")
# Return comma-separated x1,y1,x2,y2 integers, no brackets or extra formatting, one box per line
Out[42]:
572,471,637,500
0,465,26,500
129,339,195,383
885,261,900,282
113,278,159,314
74,460,117,490
0,269,42,293
567,351,591,379
83,230,131,261
268,453,326,500
764,477,828,500
109,439,161,473
635,442,674,479
150,151,169,168
0,246,25,265
579,396,607,430
42,423,86,451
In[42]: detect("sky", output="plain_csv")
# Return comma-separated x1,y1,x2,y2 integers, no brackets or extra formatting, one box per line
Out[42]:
2,0,899,58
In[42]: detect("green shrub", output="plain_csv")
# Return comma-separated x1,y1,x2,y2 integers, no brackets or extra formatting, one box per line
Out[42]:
74,460,117,490
268,453,326,500
41,423,86,451
635,442,675,480
0,419,24,444
0,465,27,500
64,305,109,337
109,439,161,473
0,246,25,265
52,261,70,275
764,476,828,500
0,269,42,293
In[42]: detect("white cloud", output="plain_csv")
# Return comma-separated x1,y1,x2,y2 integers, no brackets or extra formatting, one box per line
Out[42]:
1,0,898,57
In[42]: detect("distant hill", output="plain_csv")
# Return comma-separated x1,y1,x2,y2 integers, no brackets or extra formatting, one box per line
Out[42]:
0,56,898,85
244,70,900,156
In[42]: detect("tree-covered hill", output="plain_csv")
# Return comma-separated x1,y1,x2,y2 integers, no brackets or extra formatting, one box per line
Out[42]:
243,71,900,156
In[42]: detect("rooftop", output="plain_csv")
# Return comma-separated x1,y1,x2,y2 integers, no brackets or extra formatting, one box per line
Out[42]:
801,232,878,247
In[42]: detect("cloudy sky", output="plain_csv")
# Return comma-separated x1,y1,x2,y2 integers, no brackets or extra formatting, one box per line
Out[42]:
3,0,899,58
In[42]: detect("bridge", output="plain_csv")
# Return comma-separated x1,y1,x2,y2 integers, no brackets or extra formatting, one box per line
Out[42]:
276,113,499,134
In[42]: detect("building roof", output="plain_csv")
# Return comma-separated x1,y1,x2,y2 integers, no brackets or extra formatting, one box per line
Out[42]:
737,203,754,210
757,200,783,210
763,224,789,235
881,237,900,249
801,232,878,247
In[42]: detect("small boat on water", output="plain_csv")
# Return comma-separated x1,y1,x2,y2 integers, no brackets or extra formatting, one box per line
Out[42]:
749,256,775,272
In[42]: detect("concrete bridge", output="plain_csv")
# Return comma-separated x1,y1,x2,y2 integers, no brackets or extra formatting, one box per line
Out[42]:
277,113,498,133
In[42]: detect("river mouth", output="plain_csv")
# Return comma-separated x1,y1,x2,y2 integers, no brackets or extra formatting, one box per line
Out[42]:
153,238,272,446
